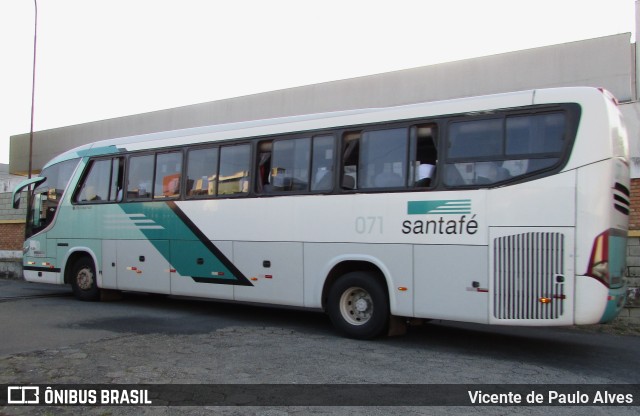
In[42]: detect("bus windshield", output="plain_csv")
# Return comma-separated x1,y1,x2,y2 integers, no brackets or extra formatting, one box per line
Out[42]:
23,158,79,237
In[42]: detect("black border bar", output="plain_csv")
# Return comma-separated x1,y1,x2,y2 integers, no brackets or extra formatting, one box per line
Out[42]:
2,384,639,406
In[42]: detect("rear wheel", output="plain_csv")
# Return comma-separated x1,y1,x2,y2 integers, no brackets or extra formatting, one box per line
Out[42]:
327,271,389,339
70,257,100,301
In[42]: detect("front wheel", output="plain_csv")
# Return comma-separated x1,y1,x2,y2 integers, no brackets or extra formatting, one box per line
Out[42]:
327,272,389,339
70,257,100,301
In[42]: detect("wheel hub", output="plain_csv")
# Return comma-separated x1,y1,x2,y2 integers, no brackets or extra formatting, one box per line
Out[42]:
339,287,373,326
355,298,369,312
77,268,94,291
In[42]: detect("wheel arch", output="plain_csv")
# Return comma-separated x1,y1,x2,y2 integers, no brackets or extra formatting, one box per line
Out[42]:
63,248,99,286
321,258,391,311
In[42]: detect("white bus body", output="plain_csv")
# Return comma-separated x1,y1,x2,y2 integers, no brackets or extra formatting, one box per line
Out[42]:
13,87,629,338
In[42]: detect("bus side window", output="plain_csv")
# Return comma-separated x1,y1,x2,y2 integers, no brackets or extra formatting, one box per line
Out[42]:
256,141,273,193
311,135,335,192
111,157,125,202
154,151,182,199
76,159,112,202
341,132,360,190
218,144,251,195
187,147,219,197
444,113,566,188
127,154,154,200
359,128,408,189
74,157,124,203
444,118,502,187
269,137,311,192
412,124,438,188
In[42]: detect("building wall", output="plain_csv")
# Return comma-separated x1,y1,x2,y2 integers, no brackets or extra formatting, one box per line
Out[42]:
623,102,640,179
0,163,27,251
9,34,634,175
630,180,640,231
0,191,25,251
0,222,25,251
625,237,640,316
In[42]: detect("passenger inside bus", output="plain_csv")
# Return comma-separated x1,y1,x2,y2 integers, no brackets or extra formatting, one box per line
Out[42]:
415,163,435,187
413,124,438,188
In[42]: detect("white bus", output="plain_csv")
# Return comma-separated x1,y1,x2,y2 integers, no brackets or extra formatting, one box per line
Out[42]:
13,87,630,339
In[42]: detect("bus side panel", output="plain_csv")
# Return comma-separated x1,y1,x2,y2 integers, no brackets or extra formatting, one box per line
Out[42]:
413,245,489,324
170,240,234,300
485,171,576,228
233,242,304,307
23,233,61,284
576,161,618,274
115,239,171,294
303,243,413,317
102,240,117,289
575,159,629,324
574,278,609,325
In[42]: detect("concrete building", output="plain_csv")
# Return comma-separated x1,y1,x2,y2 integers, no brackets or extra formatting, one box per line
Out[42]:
3,4,640,318
0,164,24,193
0,164,26,251
0,164,26,276
8,32,640,176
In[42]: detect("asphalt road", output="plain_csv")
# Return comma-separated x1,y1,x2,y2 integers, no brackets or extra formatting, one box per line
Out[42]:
0,278,639,415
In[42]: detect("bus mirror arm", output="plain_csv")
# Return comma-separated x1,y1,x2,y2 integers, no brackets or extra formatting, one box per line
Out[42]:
11,176,47,209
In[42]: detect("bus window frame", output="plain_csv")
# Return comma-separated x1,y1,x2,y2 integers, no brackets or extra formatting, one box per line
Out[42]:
72,156,125,205
256,133,337,196
68,103,581,205
185,145,220,199
263,136,313,194
217,142,252,197
410,123,439,190
442,104,580,190
357,126,411,191
309,134,337,193
153,150,184,200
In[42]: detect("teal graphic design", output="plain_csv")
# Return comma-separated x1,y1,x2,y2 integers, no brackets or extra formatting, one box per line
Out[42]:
407,199,471,215
119,202,251,286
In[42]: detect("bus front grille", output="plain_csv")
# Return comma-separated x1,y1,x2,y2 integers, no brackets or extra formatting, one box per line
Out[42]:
493,232,565,320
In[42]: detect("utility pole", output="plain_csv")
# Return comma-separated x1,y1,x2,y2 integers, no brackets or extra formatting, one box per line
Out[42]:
28,0,37,179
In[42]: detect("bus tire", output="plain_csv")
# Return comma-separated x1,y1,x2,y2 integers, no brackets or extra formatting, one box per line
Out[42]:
327,271,389,339
70,257,100,301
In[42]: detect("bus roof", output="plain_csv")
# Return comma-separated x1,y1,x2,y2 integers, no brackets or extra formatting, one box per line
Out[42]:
41,86,609,170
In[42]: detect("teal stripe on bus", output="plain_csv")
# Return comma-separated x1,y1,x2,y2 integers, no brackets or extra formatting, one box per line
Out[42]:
119,202,252,286
407,199,472,215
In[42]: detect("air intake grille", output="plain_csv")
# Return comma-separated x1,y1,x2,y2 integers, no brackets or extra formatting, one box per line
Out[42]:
614,182,630,215
493,232,565,320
